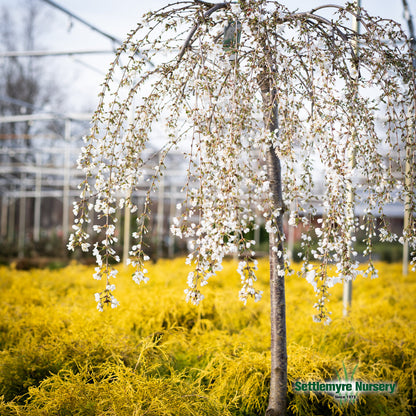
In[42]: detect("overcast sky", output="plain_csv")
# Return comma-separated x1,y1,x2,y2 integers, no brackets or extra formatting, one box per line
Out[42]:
0,0,415,113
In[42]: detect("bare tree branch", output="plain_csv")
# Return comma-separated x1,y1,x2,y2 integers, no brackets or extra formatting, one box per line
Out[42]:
177,2,228,63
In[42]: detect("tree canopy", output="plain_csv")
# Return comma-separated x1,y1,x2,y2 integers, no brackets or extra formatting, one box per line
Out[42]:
68,0,416,323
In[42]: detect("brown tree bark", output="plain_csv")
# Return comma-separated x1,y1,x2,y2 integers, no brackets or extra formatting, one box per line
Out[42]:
265,147,287,416
259,75,288,416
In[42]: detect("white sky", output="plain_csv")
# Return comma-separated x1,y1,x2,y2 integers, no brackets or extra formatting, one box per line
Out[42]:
0,0,415,113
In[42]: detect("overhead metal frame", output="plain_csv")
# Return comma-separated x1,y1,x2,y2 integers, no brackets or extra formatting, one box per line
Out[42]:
0,112,190,258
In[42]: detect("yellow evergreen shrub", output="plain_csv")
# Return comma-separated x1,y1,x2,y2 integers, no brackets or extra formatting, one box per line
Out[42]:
0,260,415,415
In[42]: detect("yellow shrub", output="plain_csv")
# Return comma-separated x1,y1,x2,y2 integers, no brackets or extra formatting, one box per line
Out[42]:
0,260,415,415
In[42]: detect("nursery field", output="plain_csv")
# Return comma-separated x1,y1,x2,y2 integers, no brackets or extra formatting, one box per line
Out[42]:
0,259,415,415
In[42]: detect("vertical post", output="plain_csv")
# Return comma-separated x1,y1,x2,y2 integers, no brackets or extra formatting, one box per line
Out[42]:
287,202,295,262
254,217,261,249
343,196,354,316
8,195,15,244
18,173,26,258
403,128,412,276
156,175,165,258
122,103,136,265
343,143,355,315
34,162,42,242
401,0,415,276
62,119,71,240
402,200,409,276
402,0,416,67
1,196,8,239
343,0,360,317
123,191,132,266
168,188,176,258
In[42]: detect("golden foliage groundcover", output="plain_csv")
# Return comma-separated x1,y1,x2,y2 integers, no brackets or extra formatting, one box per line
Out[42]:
0,259,415,415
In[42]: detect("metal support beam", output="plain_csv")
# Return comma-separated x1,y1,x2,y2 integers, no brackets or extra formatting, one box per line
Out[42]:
34,169,42,242
0,49,114,58
168,191,176,258
62,119,71,240
18,174,26,258
156,176,165,258
343,0,360,317
1,196,8,239
123,192,132,266
7,196,15,244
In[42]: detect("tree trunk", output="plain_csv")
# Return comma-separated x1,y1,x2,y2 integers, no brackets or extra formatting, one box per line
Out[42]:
266,147,287,416
259,75,288,416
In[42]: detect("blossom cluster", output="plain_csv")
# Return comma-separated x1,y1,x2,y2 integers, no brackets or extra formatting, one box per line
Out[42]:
68,1,416,320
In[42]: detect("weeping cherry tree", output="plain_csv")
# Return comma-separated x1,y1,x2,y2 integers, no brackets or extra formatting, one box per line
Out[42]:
68,1,416,415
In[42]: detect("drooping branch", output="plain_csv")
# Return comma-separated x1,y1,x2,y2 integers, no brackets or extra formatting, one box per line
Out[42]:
288,11,360,68
177,2,228,63
69,0,416,320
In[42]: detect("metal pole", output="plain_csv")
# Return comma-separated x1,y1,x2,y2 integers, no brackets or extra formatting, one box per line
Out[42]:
254,218,261,248
1,196,8,239
402,0,415,276
287,202,295,262
18,173,26,258
122,105,136,265
168,190,176,258
403,129,412,276
343,0,360,317
123,192,132,266
0,49,114,58
156,176,165,258
8,196,15,244
62,119,71,240
34,156,42,242
40,0,123,45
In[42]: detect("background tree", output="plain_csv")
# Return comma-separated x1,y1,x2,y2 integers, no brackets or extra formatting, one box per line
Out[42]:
69,1,416,415
0,0,67,259
0,0,63,148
